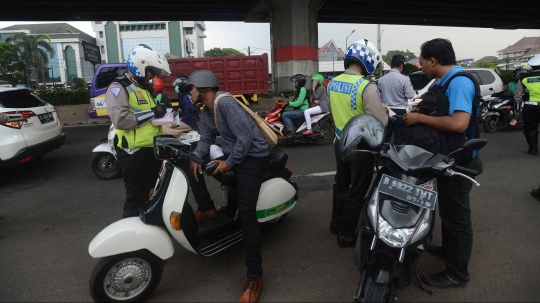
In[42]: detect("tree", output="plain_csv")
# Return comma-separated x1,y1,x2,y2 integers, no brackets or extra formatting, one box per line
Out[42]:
402,63,420,75
204,47,246,57
0,42,26,87
383,49,416,66
13,33,55,87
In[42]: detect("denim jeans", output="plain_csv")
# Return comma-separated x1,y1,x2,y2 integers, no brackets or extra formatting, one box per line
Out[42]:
282,110,305,131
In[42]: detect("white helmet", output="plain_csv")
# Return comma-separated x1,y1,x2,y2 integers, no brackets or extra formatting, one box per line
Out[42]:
344,38,383,76
126,44,171,78
528,54,540,67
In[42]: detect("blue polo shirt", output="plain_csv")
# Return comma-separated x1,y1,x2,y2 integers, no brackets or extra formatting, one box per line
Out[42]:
437,66,477,157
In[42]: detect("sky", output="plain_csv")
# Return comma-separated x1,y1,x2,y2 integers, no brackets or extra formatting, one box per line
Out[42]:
1,21,540,61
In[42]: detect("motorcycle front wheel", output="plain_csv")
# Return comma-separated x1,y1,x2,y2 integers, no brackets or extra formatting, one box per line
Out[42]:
483,115,499,133
92,152,122,180
89,250,163,303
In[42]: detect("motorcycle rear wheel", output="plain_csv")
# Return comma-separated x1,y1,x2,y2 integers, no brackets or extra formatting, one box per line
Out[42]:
483,116,499,133
315,120,334,145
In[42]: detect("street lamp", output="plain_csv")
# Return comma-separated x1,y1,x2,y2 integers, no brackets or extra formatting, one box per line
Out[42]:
346,29,356,50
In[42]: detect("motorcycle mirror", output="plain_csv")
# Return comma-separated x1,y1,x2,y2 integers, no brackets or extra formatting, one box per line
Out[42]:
444,148,464,164
463,138,488,151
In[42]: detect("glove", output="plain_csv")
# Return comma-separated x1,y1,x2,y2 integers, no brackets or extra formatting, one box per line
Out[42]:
152,103,167,119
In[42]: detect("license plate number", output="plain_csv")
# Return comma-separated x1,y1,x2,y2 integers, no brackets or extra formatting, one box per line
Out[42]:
39,113,54,124
377,175,437,210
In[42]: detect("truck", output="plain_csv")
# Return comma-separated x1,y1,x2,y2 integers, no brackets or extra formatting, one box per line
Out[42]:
90,54,270,117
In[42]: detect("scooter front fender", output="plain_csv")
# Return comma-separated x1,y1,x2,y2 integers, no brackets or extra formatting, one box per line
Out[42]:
89,217,174,260
92,142,113,154
370,258,397,284
484,111,501,117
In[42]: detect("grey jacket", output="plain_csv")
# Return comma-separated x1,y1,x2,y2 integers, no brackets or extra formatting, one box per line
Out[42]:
193,92,269,167
312,86,330,112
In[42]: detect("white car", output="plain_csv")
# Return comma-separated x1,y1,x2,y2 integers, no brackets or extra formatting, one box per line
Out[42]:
0,87,65,168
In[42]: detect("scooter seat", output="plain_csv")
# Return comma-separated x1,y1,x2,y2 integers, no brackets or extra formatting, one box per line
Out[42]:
213,149,289,188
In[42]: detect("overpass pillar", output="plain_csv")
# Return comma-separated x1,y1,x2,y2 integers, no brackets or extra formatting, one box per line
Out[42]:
269,0,321,92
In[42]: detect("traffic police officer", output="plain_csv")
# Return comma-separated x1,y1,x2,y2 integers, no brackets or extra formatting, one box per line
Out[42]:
329,38,388,247
515,54,540,155
106,44,170,218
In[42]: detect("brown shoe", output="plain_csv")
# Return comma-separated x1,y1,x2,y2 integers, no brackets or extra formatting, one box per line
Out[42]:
194,208,218,223
238,277,263,303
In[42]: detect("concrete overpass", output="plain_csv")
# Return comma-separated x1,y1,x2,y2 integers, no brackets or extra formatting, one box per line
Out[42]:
4,1,540,91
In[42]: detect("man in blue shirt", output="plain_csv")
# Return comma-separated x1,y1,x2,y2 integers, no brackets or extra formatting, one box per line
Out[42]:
404,38,483,289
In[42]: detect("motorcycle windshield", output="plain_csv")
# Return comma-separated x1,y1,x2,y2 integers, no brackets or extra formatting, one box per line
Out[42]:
387,145,446,173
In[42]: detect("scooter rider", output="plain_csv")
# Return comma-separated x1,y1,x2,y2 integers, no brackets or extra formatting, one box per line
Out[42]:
151,77,171,108
173,75,201,131
302,73,330,135
515,55,540,155
329,38,388,247
509,68,526,125
187,70,270,303
280,74,310,138
106,44,169,218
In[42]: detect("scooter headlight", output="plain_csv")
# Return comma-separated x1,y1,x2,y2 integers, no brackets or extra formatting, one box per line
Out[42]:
410,209,431,244
367,191,379,229
378,214,415,248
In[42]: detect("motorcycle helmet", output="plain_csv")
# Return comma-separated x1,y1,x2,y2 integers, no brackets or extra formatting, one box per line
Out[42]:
312,73,324,86
512,68,527,77
126,44,171,79
529,54,540,67
344,38,383,77
338,114,386,161
186,70,219,91
172,75,189,93
151,77,164,92
290,74,306,88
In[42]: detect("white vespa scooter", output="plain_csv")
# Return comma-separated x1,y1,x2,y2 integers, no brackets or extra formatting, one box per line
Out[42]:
88,135,299,302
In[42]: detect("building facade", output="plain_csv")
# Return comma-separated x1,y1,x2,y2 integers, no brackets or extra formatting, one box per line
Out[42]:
497,37,540,68
0,23,96,85
91,21,206,63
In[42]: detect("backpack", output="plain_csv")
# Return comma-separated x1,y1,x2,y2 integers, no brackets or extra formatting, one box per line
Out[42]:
403,72,481,164
213,93,283,149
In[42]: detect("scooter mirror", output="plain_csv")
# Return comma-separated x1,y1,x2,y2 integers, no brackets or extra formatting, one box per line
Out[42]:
463,138,488,151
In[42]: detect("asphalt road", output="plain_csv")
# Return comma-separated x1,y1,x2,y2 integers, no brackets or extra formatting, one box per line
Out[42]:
1,124,539,302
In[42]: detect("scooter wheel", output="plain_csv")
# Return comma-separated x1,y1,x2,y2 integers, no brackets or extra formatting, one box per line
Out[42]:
92,152,122,180
89,250,163,303
483,116,499,133
315,120,335,145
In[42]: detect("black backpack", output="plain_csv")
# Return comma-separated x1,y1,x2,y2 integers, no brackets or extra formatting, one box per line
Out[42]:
403,71,481,164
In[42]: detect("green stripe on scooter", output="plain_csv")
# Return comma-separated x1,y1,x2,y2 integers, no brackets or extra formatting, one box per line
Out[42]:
256,197,296,219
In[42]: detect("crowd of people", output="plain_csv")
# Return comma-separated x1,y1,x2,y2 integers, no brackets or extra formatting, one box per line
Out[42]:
102,36,539,302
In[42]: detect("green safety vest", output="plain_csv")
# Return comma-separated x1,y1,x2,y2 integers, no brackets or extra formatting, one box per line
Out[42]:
522,71,540,102
328,74,371,138
115,82,162,149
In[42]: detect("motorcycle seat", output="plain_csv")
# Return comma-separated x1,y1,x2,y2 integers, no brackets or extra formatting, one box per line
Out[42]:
213,149,289,188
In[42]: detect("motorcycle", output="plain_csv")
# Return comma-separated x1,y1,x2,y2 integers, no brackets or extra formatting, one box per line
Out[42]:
91,125,122,180
91,125,201,180
265,95,334,145
352,138,488,303
480,90,512,123
88,135,299,302
483,94,523,133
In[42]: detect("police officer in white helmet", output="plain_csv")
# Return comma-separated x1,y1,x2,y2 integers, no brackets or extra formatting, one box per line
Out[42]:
515,54,540,155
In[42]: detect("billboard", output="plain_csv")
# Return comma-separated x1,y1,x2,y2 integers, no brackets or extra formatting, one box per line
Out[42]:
458,58,474,65
82,41,101,65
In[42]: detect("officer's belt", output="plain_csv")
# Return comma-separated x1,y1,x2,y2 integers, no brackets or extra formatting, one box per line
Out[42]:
524,101,540,106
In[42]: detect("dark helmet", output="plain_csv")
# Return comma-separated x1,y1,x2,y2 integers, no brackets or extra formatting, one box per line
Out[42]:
186,70,219,91
290,74,306,88
172,75,189,93
338,114,386,161
512,68,527,77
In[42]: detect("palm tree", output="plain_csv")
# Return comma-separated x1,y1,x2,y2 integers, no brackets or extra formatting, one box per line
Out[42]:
12,33,55,87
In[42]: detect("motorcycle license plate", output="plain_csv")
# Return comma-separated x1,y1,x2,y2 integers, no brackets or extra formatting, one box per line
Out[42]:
377,175,437,210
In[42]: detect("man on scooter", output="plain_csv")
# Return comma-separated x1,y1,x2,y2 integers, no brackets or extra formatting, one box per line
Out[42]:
280,74,310,138
187,70,270,303
329,38,388,247
105,44,169,218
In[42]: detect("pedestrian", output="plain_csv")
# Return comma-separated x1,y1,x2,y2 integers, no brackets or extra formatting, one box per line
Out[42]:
378,54,416,144
328,38,388,247
105,44,169,218
403,38,483,288
187,70,270,303
514,55,540,155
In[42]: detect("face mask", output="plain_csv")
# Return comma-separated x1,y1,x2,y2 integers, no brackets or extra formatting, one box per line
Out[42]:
175,86,180,94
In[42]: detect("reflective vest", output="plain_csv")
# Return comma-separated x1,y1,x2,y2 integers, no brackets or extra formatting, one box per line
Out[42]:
114,78,162,149
328,74,371,138
521,71,540,102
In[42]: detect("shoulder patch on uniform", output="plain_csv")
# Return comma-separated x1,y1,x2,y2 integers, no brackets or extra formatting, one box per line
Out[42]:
111,87,121,97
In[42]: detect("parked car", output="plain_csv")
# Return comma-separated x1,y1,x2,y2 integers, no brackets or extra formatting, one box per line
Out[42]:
408,68,504,122
0,87,65,168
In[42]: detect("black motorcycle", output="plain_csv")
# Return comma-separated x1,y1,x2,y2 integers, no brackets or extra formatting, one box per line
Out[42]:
483,92,523,133
351,139,488,302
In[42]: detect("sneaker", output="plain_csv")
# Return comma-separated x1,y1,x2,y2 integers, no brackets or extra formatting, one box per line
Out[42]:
509,119,517,126
302,129,313,135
